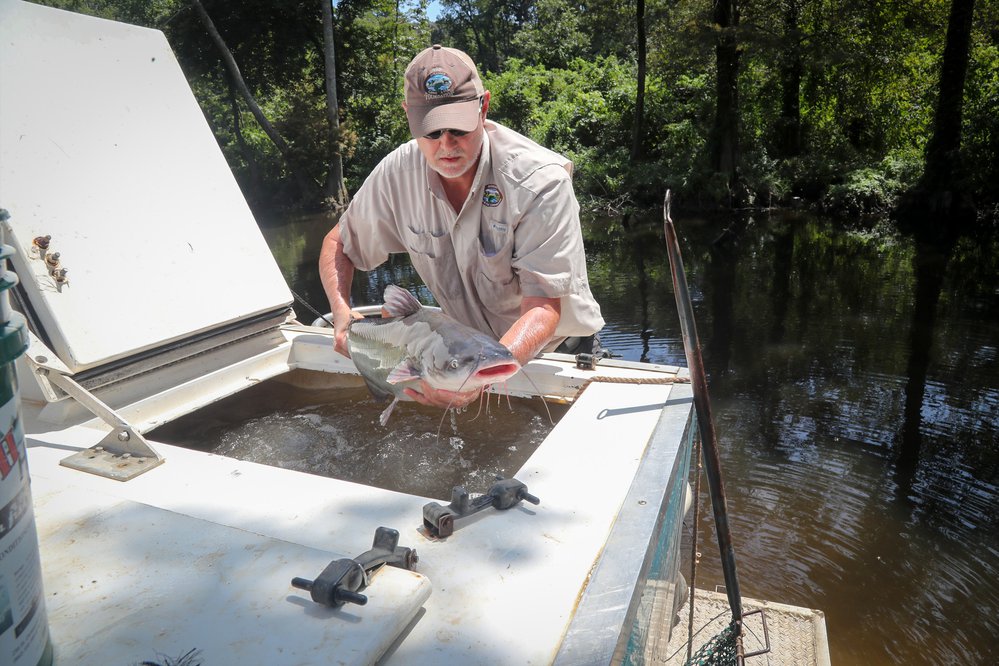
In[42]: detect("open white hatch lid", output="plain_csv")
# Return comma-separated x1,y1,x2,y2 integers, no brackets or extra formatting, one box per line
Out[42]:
0,0,293,373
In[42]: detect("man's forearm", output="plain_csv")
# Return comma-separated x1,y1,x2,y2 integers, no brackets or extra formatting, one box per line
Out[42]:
319,225,361,357
319,225,356,328
499,296,561,367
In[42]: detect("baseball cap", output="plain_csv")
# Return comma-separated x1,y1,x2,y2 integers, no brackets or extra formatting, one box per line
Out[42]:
404,44,485,138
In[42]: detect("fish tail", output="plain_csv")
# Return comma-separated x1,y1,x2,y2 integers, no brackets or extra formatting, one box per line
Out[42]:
379,398,400,426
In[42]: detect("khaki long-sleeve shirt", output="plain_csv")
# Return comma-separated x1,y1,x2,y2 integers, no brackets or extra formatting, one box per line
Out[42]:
339,120,604,347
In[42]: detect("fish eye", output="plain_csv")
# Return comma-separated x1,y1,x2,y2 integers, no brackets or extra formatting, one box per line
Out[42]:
448,359,460,370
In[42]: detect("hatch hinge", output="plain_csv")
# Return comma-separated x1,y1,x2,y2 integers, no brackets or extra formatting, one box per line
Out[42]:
40,368,164,481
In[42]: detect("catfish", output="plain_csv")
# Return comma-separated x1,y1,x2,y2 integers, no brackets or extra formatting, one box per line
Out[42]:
347,285,521,425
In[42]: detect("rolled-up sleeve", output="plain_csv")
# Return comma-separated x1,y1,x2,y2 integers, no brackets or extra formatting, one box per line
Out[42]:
339,160,410,271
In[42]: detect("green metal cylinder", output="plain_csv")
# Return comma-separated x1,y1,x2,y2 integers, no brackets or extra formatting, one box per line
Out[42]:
0,213,53,666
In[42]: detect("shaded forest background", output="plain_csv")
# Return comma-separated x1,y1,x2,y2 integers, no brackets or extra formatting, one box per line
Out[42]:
39,0,998,230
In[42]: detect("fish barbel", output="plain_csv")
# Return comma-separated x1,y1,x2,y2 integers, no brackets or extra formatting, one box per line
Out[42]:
347,285,521,425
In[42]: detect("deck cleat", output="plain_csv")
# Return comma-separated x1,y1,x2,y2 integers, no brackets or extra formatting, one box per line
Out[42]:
423,477,540,539
291,527,418,608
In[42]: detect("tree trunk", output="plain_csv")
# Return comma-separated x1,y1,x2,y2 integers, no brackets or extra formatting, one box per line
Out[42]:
922,0,975,190
457,0,488,73
710,0,742,205
776,0,803,158
895,0,977,240
227,82,263,197
191,0,318,203
630,0,647,162
320,0,348,209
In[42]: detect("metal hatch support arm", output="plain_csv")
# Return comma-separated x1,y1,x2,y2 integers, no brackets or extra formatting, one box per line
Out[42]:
39,368,165,481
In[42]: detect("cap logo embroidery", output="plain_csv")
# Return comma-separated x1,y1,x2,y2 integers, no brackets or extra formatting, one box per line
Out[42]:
424,72,453,96
483,184,503,207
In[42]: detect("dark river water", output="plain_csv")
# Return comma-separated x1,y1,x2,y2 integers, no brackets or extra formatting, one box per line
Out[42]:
252,208,998,665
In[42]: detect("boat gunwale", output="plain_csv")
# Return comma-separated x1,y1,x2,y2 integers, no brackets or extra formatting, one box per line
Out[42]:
553,381,694,664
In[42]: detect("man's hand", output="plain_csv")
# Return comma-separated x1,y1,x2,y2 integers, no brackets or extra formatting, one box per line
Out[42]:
404,382,482,410
333,310,364,357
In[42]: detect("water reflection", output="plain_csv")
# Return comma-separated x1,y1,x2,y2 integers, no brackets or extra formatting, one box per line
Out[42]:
896,240,950,504
259,209,999,664
656,213,999,665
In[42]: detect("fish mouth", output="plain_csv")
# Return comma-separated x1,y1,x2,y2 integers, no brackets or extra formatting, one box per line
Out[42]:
473,362,521,382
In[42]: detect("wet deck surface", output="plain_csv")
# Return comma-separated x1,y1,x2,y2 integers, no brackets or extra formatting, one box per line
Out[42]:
657,589,831,665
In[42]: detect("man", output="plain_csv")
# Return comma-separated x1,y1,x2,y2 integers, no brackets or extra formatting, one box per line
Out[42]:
319,44,603,409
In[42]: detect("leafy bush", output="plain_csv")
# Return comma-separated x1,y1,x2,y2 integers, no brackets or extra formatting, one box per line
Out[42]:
486,58,717,206
821,168,892,218
485,56,638,198
964,42,999,216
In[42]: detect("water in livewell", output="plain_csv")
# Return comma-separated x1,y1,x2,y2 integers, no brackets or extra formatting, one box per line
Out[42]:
151,376,565,500
252,208,998,665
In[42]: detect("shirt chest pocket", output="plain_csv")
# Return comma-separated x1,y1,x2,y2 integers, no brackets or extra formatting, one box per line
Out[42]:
474,222,520,316
404,223,462,301
405,222,449,259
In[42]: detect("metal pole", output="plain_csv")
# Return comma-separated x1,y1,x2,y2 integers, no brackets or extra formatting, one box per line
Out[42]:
662,191,743,623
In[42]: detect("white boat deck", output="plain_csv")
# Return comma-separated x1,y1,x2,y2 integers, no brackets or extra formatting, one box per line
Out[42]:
23,356,692,664
32,477,430,666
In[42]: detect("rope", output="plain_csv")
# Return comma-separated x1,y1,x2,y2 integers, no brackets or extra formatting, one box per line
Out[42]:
586,375,691,384
687,430,703,664
290,288,335,328
577,375,691,396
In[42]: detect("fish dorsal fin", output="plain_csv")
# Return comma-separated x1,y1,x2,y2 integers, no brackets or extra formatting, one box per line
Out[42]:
386,359,423,385
382,285,423,317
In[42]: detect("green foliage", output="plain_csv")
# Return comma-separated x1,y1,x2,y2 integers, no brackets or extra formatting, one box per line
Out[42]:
187,75,291,207
819,149,923,221
485,57,635,195
35,0,180,25
964,33,999,217
509,0,588,70
433,0,528,73
336,0,431,188
821,168,894,220
31,0,999,224
485,57,715,204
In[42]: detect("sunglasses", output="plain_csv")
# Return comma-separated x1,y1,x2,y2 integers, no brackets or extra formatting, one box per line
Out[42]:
423,128,471,140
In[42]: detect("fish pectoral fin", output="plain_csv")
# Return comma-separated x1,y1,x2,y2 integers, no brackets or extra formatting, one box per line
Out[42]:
386,359,423,385
379,398,400,426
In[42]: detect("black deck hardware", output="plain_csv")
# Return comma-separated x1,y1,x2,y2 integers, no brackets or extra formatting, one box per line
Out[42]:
291,526,418,608
575,352,596,370
740,609,772,660
423,477,540,538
